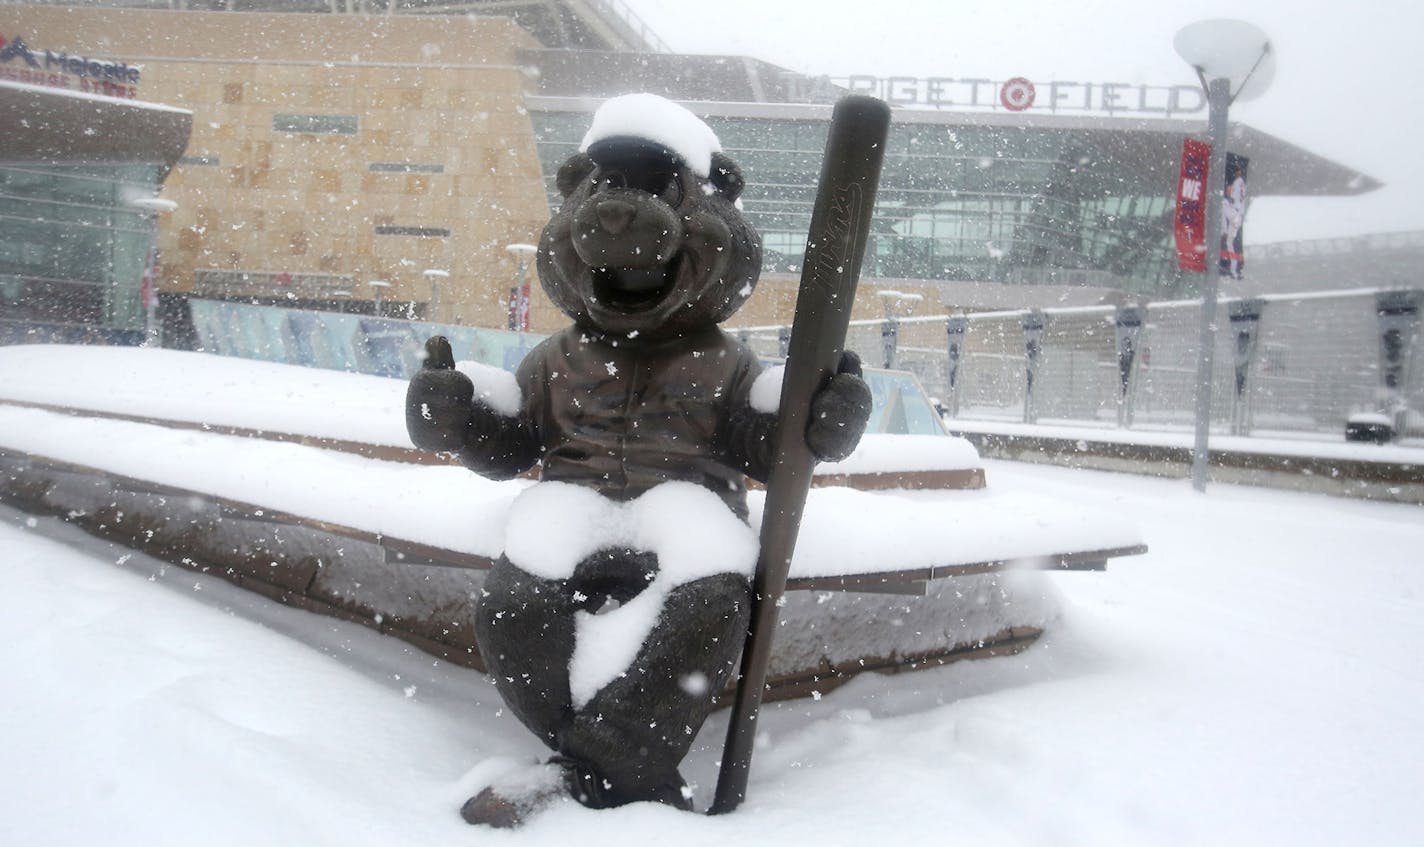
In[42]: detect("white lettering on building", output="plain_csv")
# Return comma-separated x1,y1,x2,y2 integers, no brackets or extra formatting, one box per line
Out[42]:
789,73,1207,117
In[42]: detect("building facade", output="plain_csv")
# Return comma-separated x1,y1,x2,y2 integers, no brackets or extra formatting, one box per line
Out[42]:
0,4,1383,345
2,6,557,338
523,56,1378,304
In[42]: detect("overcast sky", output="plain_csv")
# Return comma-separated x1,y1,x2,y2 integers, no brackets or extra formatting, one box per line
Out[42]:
621,0,1424,245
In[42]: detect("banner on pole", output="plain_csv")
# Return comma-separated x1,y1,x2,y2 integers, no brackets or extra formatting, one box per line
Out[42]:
1219,153,1249,279
507,283,530,332
140,247,159,310
1174,138,1210,272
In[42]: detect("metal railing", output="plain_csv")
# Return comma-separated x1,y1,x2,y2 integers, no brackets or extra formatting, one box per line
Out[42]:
587,0,670,53
1248,230,1424,260
735,287,1424,441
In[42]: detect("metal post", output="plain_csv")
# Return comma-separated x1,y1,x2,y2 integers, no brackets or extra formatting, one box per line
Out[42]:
1227,298,1265,435
368,279,391,319
945,315,968,417
423,268,449,323
1190,76,1232,491
1115,305,1146,428
1376,290,1422,432
129,196,176,347
881,316,898,369
514,258,528,330
142,247,160,347
1023,309,1045,424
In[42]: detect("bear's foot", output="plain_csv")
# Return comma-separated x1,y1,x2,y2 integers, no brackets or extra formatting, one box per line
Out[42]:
555,755,695,812
460,762,569,828
460,756,698,825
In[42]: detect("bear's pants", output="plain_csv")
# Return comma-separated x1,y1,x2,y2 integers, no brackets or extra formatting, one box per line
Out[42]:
475,550,750,809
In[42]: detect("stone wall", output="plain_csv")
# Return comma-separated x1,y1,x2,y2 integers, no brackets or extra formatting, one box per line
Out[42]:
2,7,556,331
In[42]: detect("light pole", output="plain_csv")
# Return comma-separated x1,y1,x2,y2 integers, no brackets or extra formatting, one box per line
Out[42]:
1173,19,1275,492
422,268,449,322
367,279,391,317
128,196,177,347
506,243,538,333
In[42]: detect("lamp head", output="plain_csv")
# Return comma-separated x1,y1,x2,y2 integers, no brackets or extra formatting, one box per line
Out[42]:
1173,19,1275,102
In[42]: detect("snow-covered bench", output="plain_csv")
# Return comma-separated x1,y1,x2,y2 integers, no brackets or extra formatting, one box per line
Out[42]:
0,345,1145,699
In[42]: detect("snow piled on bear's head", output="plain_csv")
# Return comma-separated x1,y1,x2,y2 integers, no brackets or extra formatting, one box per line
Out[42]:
579,93,722,178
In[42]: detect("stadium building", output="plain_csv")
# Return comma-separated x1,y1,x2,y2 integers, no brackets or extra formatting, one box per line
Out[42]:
0,2,1380,344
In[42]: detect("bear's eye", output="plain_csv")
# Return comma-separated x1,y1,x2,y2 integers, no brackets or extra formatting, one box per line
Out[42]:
656,172,684,207
597,171,628,191
594,166,684,206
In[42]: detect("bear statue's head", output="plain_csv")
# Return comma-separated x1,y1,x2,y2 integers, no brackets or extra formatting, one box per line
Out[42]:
538,94,762,341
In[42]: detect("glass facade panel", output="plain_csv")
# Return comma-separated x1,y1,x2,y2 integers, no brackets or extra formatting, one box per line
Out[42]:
0,162,164,339
530,110,1187,296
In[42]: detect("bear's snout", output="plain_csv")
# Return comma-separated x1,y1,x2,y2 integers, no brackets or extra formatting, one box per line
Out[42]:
595,199,637,236
572,190,682,270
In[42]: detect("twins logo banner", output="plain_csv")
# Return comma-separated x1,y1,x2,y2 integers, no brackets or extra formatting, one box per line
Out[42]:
507,283,530,332
1175,139,1211,273
1219,153,1249,279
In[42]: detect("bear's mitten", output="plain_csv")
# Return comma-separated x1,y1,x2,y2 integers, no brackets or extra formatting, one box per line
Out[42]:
406,335,475,452
806,351,872,462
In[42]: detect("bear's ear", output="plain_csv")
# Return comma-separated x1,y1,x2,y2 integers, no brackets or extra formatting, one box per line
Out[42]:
708,152,745,202
555,152,596,198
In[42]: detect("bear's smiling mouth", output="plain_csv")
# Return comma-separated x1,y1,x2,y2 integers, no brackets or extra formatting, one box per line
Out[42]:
590,255,681,312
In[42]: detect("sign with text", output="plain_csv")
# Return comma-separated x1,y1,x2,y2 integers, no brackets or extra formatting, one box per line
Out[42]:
0,34,142,98
813,74,1207,116
1175,139,1211,273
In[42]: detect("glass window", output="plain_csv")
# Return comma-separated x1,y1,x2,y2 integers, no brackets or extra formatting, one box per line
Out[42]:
528,109,1186,293
0,162,162,335
272,113,359,135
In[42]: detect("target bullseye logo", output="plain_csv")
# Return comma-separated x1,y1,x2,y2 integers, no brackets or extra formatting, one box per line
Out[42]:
1000,77,1036,111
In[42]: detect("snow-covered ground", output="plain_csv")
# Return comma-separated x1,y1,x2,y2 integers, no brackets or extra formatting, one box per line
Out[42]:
946,416,1424,465
4,457,1421,846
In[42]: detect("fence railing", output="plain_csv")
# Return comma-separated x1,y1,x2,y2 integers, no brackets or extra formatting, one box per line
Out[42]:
735,287,1424,441
184,298,950,438
185,291,1424,441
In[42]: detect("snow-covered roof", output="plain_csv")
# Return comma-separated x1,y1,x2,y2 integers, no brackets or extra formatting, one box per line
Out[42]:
0,79,190,115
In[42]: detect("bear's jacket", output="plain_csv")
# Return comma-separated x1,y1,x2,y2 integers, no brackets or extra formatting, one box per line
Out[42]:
458,324,777,520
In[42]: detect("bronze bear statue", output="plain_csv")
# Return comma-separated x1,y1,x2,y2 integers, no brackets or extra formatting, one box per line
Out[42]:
405,94,871,821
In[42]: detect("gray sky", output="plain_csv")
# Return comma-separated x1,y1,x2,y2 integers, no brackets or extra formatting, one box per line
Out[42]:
622,0,1424,244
